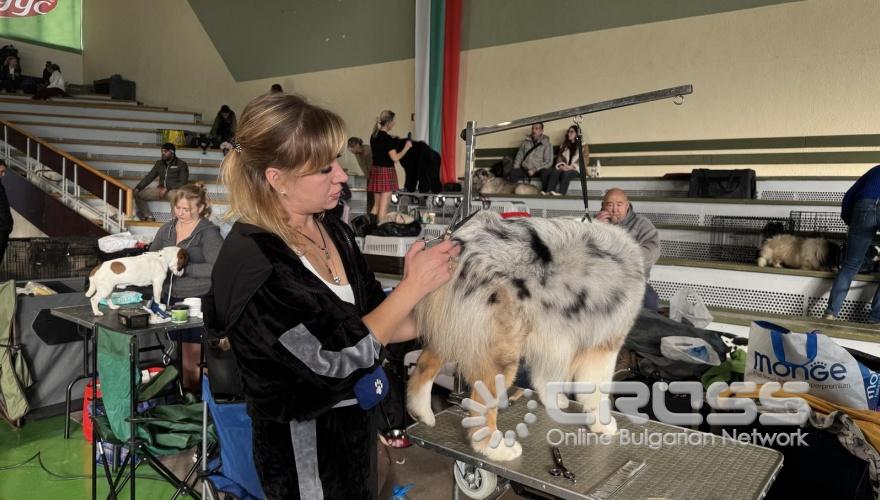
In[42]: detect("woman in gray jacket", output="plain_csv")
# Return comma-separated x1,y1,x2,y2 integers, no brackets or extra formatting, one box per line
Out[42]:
150,183,224,390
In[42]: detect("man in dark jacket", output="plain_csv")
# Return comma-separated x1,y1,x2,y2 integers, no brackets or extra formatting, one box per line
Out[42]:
133,143,189,221
0,160,13,264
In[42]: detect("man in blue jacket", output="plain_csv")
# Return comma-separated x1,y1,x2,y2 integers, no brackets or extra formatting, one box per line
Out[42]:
824,165,880,322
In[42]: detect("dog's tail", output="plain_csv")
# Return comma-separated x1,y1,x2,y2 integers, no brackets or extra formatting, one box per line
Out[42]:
85,276,96,297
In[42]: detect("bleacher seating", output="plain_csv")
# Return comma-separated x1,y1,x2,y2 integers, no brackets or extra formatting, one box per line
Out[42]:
2,92,878,348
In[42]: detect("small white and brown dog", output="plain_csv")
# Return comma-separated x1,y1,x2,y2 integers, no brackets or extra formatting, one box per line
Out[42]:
86,246,188,316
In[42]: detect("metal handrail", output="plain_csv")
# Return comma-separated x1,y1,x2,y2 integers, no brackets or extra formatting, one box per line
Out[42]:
0,120,133,231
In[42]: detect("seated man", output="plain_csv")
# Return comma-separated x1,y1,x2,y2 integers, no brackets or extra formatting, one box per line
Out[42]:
596,188,661,310
133,143,189,221
508,122,553,185
1,56,21,93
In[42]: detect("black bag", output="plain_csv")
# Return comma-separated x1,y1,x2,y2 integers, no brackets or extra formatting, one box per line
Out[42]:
350,214,377,237
373,220,421,237
687,168,756,199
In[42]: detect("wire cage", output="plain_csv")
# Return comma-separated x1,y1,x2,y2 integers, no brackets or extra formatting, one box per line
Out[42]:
708,215,791,264
1,237,100,281
788,211,848,237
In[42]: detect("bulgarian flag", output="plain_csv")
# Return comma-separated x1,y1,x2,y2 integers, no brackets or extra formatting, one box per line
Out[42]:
415,0,461,184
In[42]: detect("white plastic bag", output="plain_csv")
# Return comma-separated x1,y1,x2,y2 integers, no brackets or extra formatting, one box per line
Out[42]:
660,336,721,366
98,232,141,253
746,320,880,410
668,287,714,329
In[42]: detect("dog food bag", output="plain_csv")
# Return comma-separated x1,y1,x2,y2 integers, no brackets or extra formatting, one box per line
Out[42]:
746,320,880,410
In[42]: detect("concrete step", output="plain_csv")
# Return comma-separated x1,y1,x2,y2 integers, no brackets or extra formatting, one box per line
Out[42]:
0,110,211,133
0,98,200,123
94,160,221,178
651,260,876,324
16,122,159,144
0,92,142,106
50,140,225,161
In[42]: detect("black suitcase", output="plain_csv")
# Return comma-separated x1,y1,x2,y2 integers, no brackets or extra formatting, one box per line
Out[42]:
687,168,757,199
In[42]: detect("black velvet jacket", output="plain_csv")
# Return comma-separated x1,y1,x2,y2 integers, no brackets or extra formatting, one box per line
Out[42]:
211,215,387,423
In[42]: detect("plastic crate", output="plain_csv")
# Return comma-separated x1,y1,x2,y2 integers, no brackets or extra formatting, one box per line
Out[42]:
420,224,448,239
363,236,419,257
363,236,418,275
484,201,530,216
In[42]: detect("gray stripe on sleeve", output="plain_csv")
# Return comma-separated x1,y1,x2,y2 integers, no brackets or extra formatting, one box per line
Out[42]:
279,324,381,379
289,419,324,500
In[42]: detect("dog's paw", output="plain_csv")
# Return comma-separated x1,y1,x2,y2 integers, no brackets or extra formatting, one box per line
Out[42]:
92,310,104,317
406,391,436,427
757,257,767,267
474,438,522,462
557,394,571,410
589,416,618,436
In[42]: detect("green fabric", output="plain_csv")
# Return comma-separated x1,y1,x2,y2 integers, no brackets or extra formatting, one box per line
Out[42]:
96,326,206,455
701,348,747,389
427,0,445,150
0,280,30,423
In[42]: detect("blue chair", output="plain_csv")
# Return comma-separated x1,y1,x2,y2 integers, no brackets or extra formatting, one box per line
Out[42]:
200,376,264,500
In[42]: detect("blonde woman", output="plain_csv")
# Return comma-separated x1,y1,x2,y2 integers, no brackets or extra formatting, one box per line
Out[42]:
150,183,223,390
368,110,411,222
211,93,459,498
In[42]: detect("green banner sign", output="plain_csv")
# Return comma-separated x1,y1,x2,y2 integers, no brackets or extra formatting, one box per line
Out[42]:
0,0,82,53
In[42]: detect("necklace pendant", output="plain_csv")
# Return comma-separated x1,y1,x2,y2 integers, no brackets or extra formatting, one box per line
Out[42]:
332,276,341,285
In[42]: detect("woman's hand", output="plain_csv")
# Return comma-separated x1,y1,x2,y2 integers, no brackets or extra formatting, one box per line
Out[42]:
400,239,461,299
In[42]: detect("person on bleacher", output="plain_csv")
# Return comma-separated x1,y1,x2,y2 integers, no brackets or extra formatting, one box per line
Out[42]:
508,122,553,186
0,56,22,93
209,104,237,147
0,161,12,265
824,165,880,323
369,109,409,222
597,188,661,310
544,125,586,195
41,61,52,85
133,143,190,222
32,63,66,100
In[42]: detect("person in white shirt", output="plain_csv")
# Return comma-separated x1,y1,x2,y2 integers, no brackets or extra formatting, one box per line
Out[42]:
33,63,67,100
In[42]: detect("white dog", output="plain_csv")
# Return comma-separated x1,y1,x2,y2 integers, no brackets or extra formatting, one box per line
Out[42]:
757,234,841,271
407,212,645,461
86,246,187,316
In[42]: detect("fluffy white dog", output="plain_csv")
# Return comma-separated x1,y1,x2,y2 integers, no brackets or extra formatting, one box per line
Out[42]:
86,246,187,316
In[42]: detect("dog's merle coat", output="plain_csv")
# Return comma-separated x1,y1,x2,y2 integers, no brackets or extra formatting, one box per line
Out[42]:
408,211,645,460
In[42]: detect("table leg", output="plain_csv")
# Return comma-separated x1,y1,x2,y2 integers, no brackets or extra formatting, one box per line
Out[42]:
129,336,137,500
91,325,97,500
64,325,91,439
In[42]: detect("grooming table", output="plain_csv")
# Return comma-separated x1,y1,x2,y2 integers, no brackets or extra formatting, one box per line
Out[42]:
408,396,783,500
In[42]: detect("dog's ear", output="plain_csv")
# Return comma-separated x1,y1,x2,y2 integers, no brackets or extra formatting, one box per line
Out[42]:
176,249,188,270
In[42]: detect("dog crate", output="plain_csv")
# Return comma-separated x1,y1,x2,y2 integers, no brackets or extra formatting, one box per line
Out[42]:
362,236,419,275
788,211,848,237
707,216,791,264
1,237,100,281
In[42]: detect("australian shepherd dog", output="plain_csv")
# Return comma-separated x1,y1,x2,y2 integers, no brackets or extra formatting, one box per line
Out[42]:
406,211,645,461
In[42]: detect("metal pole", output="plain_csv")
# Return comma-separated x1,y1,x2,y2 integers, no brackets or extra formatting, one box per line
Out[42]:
462,121,477,219
463,84,692,138
25,138,30,180
61,158,67,202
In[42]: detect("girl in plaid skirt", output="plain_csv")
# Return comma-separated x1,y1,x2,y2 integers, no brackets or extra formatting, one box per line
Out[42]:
369,110,411,222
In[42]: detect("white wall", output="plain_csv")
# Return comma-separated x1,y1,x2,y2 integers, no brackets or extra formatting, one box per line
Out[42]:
10,210,46,238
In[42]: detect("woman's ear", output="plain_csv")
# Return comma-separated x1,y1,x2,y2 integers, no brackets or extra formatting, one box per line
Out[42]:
264,167,283,192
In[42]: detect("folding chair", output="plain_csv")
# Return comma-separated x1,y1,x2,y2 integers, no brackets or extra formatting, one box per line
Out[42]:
199,376,264,500
94,325,206,499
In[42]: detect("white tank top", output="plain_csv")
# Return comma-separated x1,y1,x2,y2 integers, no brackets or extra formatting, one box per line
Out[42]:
299,256,355,305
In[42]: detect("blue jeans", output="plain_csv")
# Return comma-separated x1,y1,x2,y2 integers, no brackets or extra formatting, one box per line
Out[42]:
826,198,880,320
